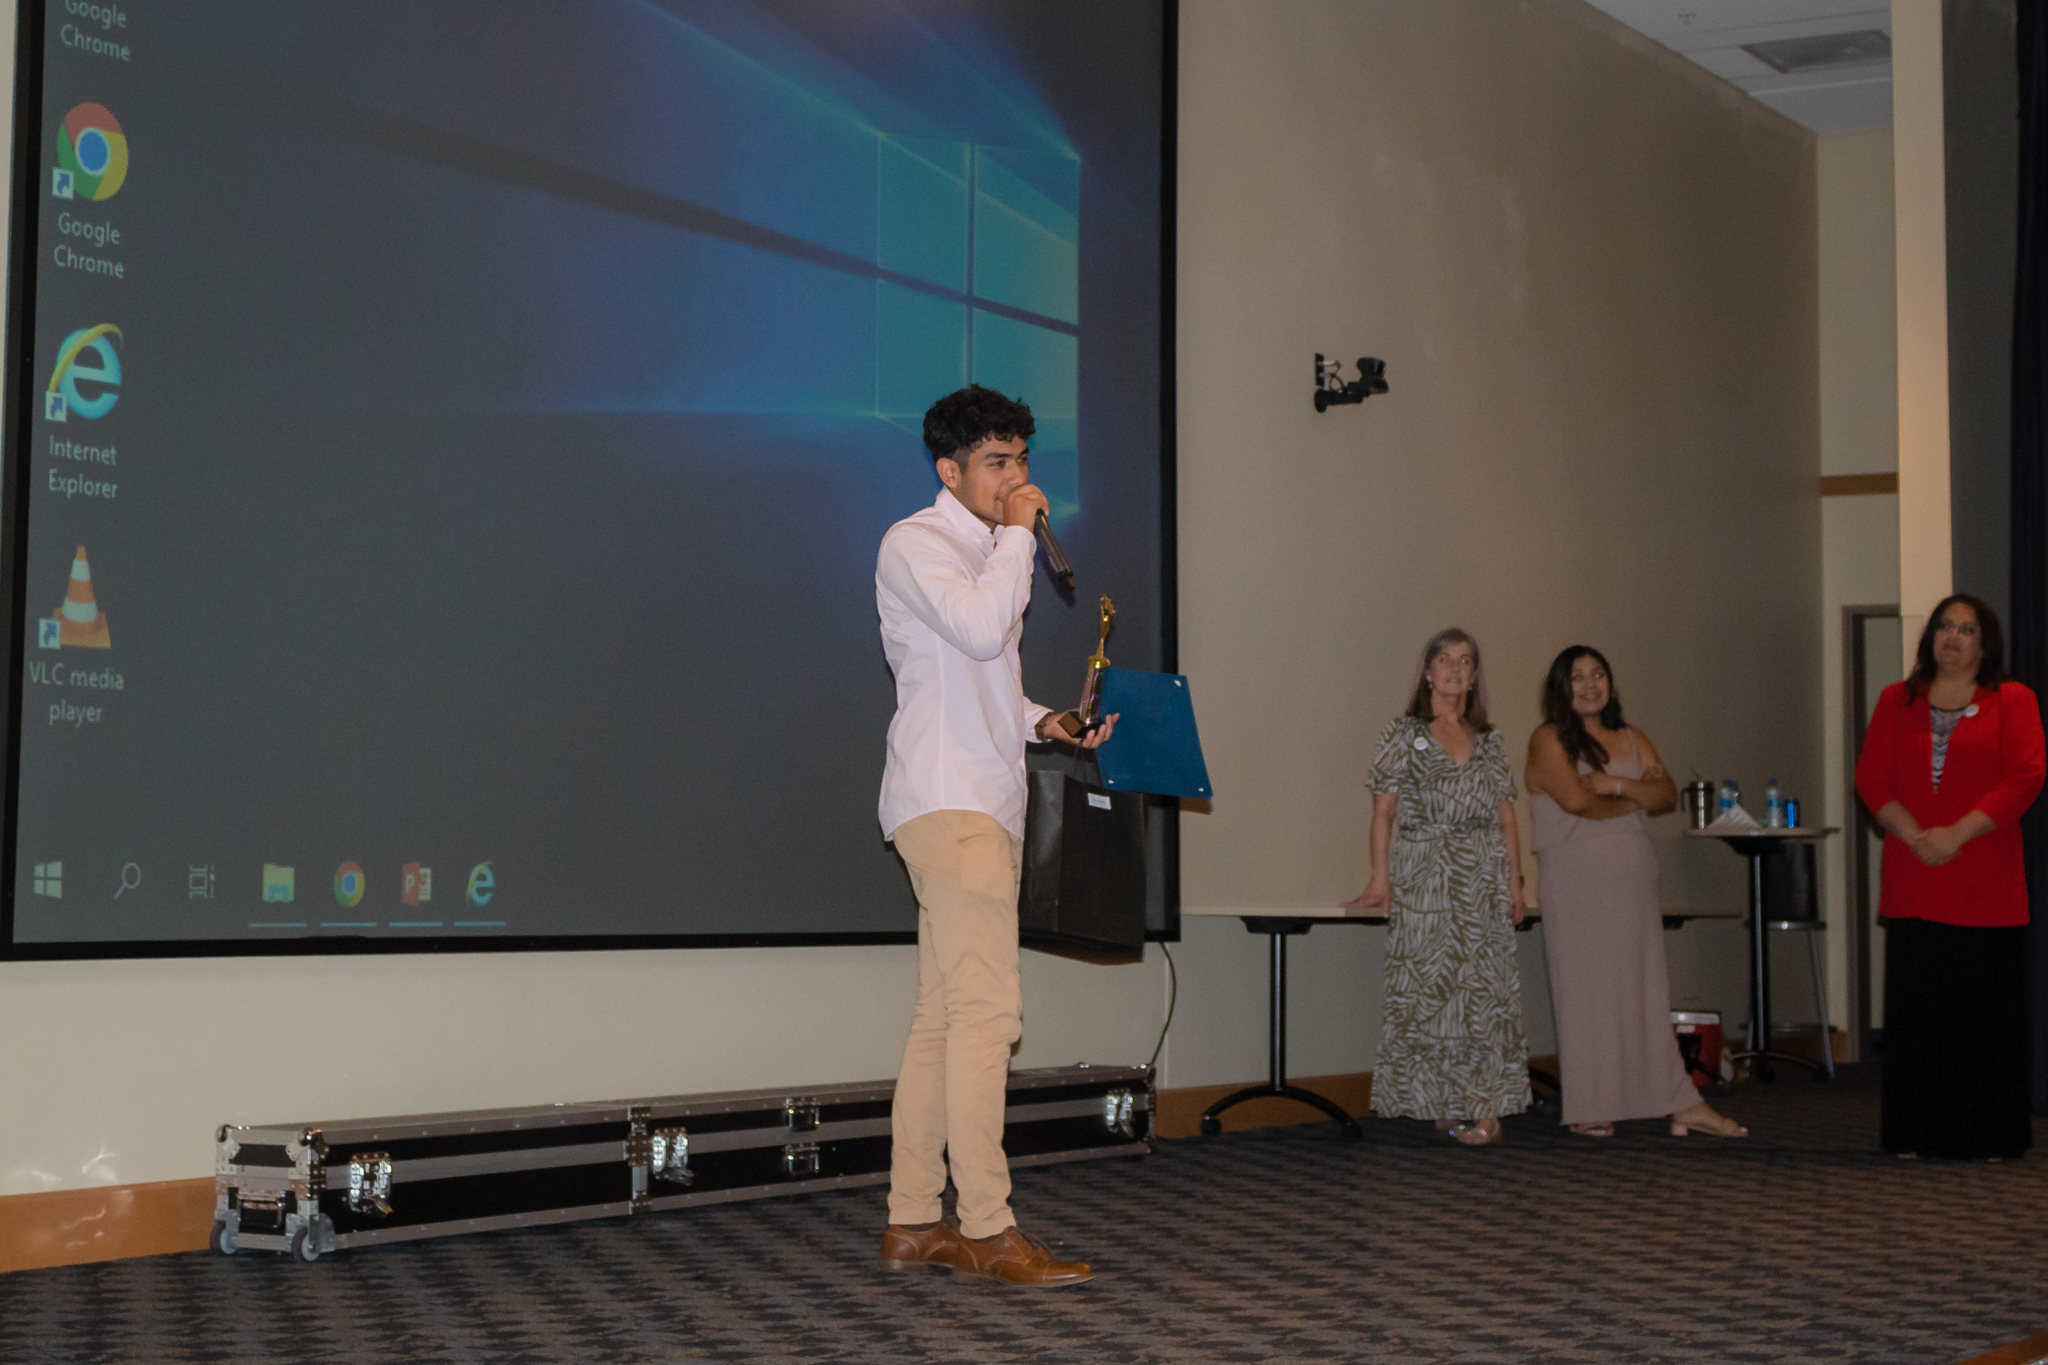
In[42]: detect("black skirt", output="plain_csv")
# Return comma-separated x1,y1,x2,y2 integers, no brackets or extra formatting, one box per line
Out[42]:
1881,916,2034,1159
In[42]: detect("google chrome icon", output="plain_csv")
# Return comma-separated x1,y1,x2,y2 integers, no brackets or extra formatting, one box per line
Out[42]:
334,860,366,908
57,103,127,201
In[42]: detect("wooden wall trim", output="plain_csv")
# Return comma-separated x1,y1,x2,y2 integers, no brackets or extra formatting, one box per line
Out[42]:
1154,1058,1560,1138
1154,1071,1374,1138
0,1178,214,1275
1958,1330,2048,1365
1820,473,1900,497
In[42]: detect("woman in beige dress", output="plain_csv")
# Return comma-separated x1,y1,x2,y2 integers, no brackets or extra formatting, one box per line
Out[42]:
1524,646,1744,1139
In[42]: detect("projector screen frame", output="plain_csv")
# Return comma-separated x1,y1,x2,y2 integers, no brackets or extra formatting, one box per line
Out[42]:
0,0,1181,961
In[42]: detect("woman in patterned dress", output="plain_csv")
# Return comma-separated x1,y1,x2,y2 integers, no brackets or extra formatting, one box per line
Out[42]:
1355,627,1531,1145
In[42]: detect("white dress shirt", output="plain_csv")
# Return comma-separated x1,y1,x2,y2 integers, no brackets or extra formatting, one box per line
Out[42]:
877,488,1054,841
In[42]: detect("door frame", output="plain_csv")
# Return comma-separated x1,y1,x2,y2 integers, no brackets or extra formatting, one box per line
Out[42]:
1842,603,1901,1062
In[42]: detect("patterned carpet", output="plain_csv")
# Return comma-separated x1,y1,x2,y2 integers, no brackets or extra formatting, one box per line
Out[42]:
4,1063,2045,1365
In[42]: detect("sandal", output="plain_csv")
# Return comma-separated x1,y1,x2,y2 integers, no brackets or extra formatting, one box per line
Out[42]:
1452,1118,1503,1146
1568,1123,1615,1138
1669,1106,1746,1138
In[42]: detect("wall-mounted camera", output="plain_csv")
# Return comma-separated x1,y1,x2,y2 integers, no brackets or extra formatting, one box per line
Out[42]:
1314,354,1388,412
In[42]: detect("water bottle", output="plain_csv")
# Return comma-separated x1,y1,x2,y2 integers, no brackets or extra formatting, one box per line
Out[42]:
1766,778,1784,829
1718,779,1737,818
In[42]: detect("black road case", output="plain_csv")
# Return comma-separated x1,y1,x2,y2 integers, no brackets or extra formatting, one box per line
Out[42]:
213,1064,1152,1260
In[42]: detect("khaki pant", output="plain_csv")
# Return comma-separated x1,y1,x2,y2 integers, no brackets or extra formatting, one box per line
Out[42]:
887,809,1023,1239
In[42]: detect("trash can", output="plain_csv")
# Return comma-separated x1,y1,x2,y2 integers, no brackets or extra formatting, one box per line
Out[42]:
1672,1011,1724,1090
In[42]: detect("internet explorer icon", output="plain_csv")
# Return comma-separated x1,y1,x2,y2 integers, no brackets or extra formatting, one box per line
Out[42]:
46,324,122,423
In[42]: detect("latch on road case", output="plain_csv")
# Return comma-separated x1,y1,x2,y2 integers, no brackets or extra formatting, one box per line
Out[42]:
346,1153,393,1217
783,1142,822,1177
1103,1090,1137,1138
784,1098,821,1132
651,1128,693,1186
238,1193,287,1235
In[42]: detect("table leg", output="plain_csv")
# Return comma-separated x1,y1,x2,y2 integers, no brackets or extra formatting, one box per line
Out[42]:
1729,848,1833,1081
1751,852,1773,1080
1200,928,1364,1137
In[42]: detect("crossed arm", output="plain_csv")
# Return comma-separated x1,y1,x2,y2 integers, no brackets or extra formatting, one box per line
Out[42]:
1524,725,1676,820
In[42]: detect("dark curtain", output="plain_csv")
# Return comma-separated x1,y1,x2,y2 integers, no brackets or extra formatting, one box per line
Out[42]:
2010,0,2048,1113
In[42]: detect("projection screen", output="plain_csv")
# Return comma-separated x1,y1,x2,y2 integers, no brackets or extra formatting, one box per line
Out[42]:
2,0,1176,957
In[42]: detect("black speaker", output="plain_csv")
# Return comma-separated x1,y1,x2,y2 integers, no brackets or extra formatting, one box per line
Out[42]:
1760,842,1819,922
1018,770,1146,964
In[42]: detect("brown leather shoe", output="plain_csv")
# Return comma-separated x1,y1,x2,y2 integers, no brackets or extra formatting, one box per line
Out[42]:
879,1221,964,1271
953,1226,1094,1287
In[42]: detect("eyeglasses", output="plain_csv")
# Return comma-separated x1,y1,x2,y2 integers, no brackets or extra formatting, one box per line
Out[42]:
1934,619,1980,638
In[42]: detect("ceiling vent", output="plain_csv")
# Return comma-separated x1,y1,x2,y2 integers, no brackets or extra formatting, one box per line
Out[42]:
1741,29,1892,74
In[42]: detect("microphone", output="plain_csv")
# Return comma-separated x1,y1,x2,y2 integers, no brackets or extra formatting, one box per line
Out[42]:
1033,509,1074,588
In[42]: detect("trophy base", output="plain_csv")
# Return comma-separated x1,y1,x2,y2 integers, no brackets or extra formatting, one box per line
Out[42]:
1055,711,1102,740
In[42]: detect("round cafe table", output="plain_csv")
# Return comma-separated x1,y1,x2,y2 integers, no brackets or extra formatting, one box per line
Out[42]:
1685,826,1839,1082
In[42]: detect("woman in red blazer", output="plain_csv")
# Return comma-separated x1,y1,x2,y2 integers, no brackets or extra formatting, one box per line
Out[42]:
1855,594,2044,1160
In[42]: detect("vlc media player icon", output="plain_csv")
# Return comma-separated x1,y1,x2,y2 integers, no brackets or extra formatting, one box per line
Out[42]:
49,546,110,648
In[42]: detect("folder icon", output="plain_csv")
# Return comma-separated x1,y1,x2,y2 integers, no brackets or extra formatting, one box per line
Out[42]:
262,864,295,904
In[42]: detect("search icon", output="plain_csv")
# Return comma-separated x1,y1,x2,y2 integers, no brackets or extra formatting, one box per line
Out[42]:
114,863,141,899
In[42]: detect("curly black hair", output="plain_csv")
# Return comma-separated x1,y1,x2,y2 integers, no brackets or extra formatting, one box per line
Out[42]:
922,384,1035,462
1540,645,1625,772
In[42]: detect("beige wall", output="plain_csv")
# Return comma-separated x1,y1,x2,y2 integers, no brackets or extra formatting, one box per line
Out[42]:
1816,129,1901,1044
1175,0,1821,1076
1894,0,1955,654
1820,131,1901,482
1,0,1830,1191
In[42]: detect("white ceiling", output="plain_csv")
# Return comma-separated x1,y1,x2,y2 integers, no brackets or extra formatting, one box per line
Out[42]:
1583,0,1894,134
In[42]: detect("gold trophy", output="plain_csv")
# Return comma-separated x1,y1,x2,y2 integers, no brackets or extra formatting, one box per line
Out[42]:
1057,596,1115,738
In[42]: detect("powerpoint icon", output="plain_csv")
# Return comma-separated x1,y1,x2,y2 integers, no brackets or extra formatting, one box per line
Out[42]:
52,546,110,648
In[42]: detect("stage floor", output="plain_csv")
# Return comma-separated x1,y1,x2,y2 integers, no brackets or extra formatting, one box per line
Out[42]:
4,1063,2043,1364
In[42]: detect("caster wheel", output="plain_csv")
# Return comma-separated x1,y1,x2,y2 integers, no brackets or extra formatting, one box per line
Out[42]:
209,1220,237,1256
1198,1116,1221,1137
290,1228,320,1263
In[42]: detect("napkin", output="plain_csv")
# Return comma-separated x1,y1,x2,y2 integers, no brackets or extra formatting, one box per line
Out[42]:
1707,803,1759,829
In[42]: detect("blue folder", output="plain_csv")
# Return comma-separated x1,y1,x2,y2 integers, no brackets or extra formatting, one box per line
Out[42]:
1092,667,1212,800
